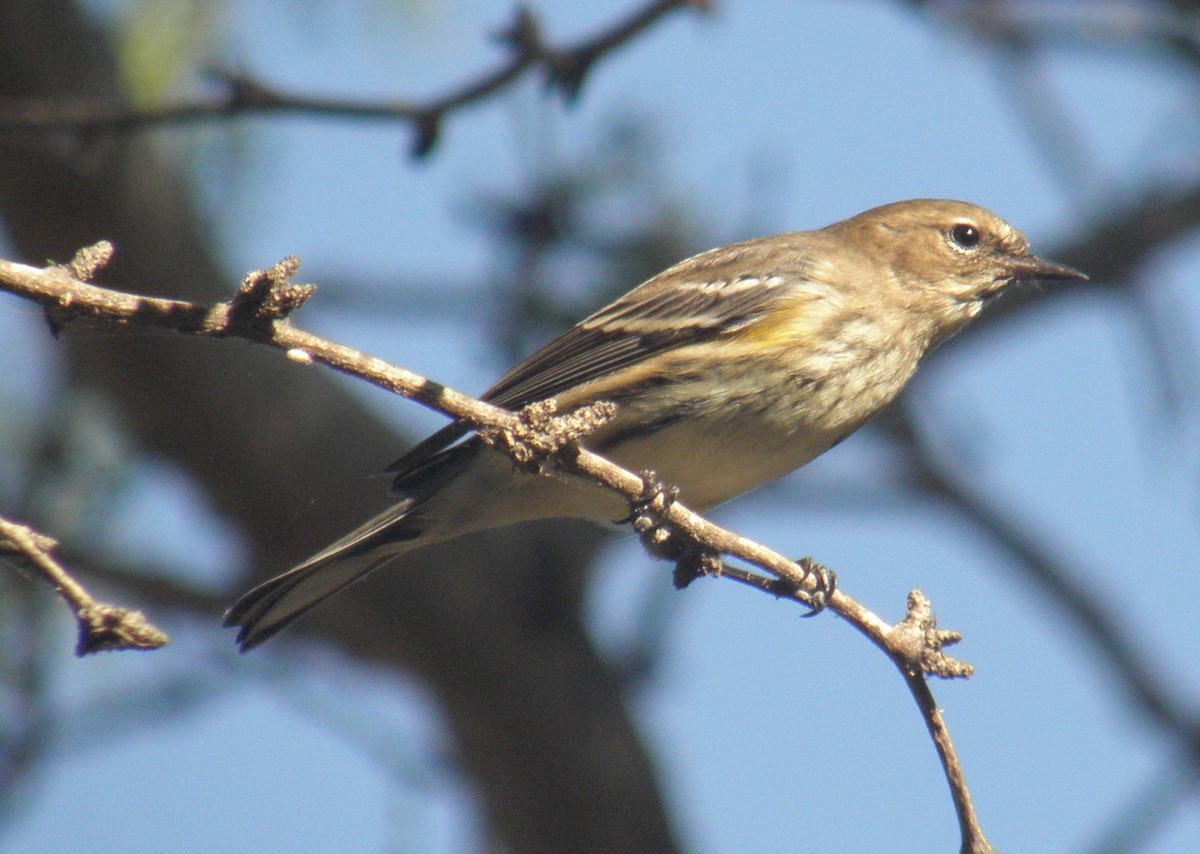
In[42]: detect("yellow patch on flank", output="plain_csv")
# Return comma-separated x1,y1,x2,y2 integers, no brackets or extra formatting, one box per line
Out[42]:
731,292,833,350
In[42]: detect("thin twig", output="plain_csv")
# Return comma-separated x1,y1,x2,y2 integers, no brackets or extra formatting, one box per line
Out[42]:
723,561,988,849
906,431,1200,771
0,515,169,655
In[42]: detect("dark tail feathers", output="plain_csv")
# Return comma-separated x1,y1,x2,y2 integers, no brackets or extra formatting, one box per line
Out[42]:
223,497,422,651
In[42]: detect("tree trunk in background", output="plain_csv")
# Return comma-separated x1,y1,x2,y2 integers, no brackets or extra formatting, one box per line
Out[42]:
0,2,680,851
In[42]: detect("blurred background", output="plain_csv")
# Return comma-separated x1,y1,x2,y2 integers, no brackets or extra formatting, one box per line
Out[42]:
1,1,1198,851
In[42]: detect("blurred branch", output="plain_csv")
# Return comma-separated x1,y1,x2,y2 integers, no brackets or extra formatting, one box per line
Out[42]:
1053,184,1200,282
60,552,232,619
1083,758,1199,854
0,243,995,851
723,572,990,850
985,37,1104,202
0,570,54,818
935,183,1200,483
930,0,1200,67
0,514,169,655
0,0,709,158
885,400,1200,778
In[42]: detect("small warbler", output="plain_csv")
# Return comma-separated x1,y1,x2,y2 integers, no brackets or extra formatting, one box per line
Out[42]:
226,199,1085,650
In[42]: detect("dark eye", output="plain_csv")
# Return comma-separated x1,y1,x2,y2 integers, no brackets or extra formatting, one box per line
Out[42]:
949,223,981,250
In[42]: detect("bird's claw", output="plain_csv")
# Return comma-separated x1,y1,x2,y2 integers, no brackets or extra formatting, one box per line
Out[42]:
625,470,678,524
627,470,679,556
625,470,721,587
796,556,837,616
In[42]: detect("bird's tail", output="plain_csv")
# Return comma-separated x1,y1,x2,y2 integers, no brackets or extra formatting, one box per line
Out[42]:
223,497,427,651
224,438,621,651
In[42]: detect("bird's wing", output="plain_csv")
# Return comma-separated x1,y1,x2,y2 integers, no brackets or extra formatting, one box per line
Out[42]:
484,238,812,408
386,236,817,482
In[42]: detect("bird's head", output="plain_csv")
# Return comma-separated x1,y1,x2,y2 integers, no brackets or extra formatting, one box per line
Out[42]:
829,199,1087,341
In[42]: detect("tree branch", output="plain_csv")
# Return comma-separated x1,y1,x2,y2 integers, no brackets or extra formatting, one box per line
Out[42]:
0,0,708,158
0,243,992,850
0,515,169,655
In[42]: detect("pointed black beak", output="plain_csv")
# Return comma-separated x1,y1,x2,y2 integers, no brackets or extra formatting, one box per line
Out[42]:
1007,253,1089,283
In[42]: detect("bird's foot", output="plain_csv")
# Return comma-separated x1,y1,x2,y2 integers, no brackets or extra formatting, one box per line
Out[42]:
627,470,722,589
794,556,837,616
625,469,678,548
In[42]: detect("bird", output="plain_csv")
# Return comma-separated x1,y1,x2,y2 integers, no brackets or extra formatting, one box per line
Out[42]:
224,199,1086,650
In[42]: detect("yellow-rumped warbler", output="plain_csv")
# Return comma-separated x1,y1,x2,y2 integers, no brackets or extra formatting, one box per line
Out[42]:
226,199,1085,649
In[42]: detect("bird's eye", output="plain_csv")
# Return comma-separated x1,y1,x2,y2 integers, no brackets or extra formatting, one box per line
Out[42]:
949,223,981,250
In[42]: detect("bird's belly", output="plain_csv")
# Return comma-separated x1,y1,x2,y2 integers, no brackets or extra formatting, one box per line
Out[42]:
592,415,835,511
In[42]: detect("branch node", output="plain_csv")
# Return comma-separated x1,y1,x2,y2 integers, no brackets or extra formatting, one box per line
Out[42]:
889,589,974,679
228,256,314,327
496,6,544,61
76,603,170,656
1,515,170,655
65,240,115,281
482,399,616,471
213,68,279,108
546,51,594,104
0,525,57,554
409,111,442,159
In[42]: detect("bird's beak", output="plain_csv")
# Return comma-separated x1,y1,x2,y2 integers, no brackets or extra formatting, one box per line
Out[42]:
1007,253,1089,283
